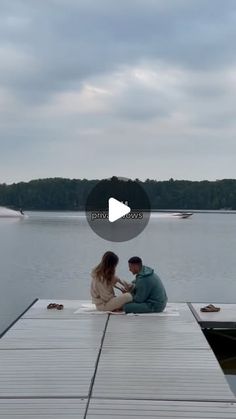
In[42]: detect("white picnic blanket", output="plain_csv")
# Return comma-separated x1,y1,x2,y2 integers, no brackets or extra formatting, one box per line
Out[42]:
74,303,125,314
74,303,179,316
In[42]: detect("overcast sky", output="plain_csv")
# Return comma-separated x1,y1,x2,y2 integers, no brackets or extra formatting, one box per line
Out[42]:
1,0,236,183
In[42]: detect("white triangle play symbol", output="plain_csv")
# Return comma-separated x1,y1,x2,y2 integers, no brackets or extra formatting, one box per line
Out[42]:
108,198,131,223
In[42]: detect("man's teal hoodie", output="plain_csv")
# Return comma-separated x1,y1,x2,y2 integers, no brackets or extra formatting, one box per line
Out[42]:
132,266,167,310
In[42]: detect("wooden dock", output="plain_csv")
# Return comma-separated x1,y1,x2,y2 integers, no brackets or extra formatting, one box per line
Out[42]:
0,299,236,418
189,303,236,329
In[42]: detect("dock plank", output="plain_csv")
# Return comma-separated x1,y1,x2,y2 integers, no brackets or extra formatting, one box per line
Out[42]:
87,399,236,418
104,315,209,349
0,349,97,397
92,348,235,401
22,299,108,319
0,317,106,349
190,303,236,328
1,300,235,417
0,399,86,418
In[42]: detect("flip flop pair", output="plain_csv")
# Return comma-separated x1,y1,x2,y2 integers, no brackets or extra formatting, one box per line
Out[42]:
47,303,64,310
200,304,220,312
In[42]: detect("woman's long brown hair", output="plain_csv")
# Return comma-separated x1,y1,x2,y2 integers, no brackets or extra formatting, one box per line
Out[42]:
92,251,119,284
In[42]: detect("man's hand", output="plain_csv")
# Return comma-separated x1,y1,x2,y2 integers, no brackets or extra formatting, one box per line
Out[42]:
113,277,134,293
114,284,127,294
122,281,134,292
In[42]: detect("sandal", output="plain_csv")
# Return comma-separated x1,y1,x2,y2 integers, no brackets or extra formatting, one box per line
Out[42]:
47,303,64,310
47,303,57,309
200,304,220,312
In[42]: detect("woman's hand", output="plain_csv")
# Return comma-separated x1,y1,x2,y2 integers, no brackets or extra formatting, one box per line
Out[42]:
120,280,134,292
114,284,127,293
113,277,134,293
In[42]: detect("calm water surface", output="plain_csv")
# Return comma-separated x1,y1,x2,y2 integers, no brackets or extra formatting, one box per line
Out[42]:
1,211,236,393
1,211,236,332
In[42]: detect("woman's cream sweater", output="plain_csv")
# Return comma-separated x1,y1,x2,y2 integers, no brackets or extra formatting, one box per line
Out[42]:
90,276,116,306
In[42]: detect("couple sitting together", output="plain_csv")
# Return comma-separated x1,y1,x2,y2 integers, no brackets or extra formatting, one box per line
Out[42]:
90,251,168,314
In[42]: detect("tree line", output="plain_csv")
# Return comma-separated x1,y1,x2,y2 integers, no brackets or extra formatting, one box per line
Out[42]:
0,177,236,210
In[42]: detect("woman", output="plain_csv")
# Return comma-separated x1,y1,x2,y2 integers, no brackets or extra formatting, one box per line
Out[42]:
91,251,133,311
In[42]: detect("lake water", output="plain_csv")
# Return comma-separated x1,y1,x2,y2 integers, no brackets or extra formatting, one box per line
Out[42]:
1,211,236,334
1,211,236,393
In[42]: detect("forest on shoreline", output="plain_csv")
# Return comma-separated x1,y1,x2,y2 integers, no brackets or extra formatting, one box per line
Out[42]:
0,177,236,210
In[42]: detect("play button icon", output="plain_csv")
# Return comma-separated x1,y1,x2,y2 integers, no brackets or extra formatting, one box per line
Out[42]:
108,198,131,222
85,177,151,242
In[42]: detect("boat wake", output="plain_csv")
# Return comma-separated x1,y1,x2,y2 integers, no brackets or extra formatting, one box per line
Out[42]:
0,207,25,218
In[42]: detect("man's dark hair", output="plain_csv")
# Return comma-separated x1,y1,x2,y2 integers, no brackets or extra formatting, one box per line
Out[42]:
128,256,142,265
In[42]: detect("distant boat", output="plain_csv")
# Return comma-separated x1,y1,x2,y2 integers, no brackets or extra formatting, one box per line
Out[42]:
151,212,193,219
0,206,25,218
172,212,193,219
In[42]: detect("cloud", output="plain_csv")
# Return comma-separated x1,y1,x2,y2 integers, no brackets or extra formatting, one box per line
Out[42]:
1,0,236,182
1,0,236,102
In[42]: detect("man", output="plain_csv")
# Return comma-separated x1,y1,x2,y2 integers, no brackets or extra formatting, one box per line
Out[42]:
123,256,168,314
